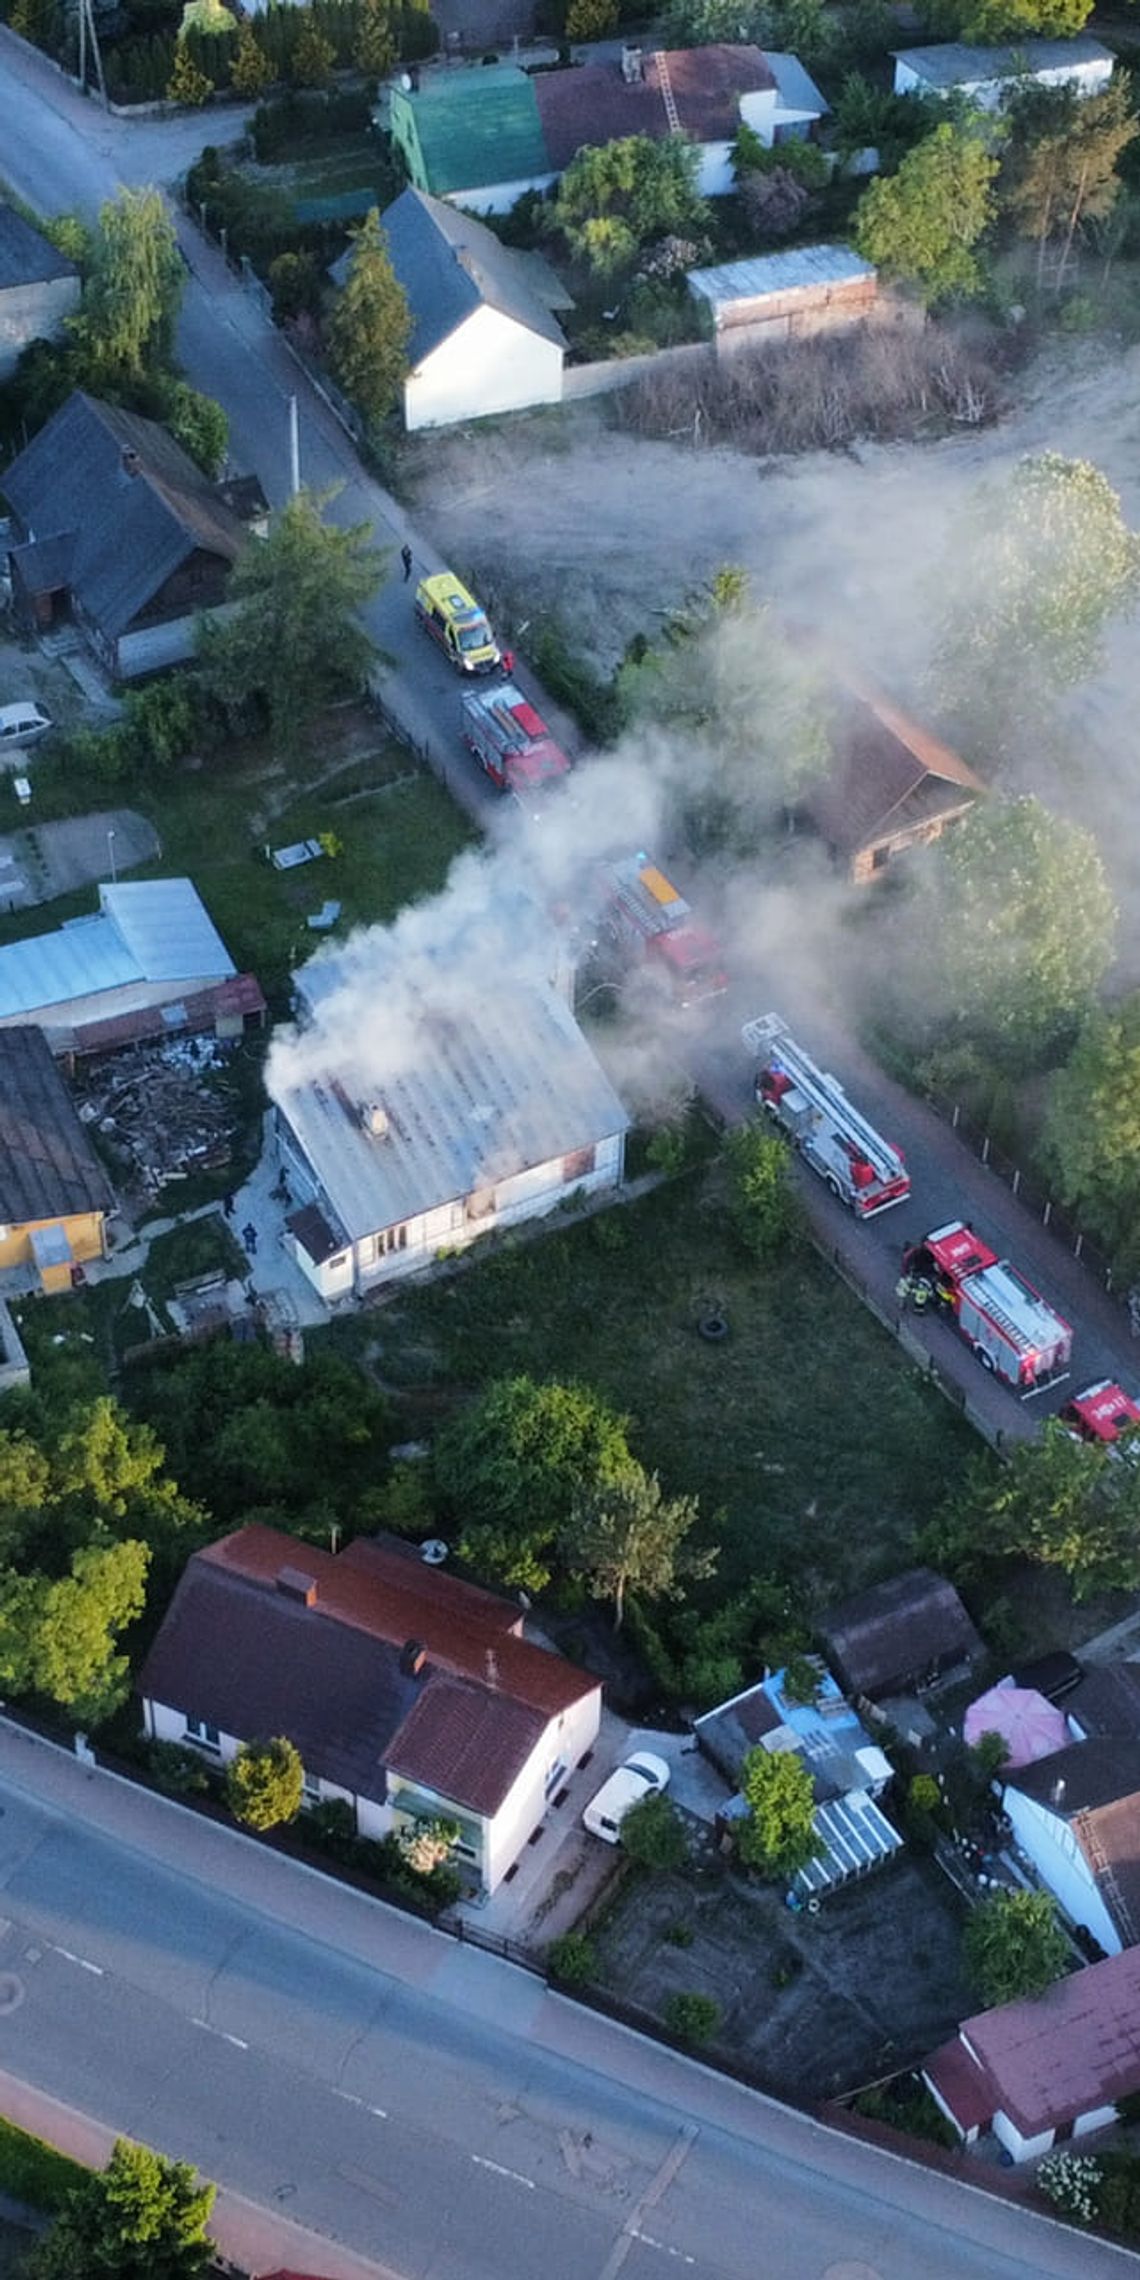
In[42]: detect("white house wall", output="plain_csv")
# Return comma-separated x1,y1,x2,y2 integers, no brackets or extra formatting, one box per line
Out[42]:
992,2111,1056,2163
0,274,81,380
1002,1786,1122,1954
483,1685,602,1891
443,174,558,216
406,305,563,431
894,54,1112,108
739,87,777,143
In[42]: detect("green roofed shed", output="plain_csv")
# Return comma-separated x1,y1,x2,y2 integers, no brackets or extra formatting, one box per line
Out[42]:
390,66,551,199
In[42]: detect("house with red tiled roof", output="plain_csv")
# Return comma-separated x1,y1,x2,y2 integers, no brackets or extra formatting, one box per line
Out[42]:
922,1946,1140,2161
388,46,826,213
139,1525,601,1894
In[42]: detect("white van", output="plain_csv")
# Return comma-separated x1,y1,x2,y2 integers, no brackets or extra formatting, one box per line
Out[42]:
582,1751,670,1844
0,703,52,749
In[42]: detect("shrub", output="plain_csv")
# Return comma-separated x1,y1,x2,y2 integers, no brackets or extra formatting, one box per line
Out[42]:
303,1797,358,1858
620,1792,689,1870
663,1919,694,1947
226,1736,305,1830
1037,2151,1102,2225
147,1740,212,1796
547,1932,598,1984
663,1991,720,2044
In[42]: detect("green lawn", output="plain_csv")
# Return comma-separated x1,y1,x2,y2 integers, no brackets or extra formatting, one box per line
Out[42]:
0,2116,86,2212
333,1171,988,1613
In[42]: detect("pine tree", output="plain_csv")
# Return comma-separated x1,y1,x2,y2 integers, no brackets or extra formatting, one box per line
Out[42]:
231,15,273,93
354,0,396,77
291,12,335,84
327,204,411,427
167,39,215,104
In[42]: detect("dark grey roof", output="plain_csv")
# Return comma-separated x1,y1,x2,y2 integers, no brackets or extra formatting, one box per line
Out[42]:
1005,1738,1140,1818
2,392,249,640
0,1025,113,1225
0,205,79,290
892,36,1113,87
10,531,76,595
819,1566,984,1697
139,1559,421,1805
338,189,568,366
1065,1663,1140,1741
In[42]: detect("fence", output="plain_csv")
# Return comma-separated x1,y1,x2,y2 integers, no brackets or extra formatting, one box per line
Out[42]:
927,1090,1121,1300
562,339,713,404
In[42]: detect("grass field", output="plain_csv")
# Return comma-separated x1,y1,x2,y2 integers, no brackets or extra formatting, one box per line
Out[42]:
0,2116,86,2211
339,1168,987,1615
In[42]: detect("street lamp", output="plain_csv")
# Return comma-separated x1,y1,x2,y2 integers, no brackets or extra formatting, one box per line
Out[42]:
107,828,117,884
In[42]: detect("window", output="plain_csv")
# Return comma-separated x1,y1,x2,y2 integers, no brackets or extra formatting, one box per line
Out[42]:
381,1224,408,1255
184,1717,220,1752
545,1759,567,1799
302,1772,321,1805
563,1145,596,1183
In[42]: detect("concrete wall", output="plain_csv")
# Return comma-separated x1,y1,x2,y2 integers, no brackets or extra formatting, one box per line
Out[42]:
1001,1784,1121,1954
407,304,563,431
0,273,80,380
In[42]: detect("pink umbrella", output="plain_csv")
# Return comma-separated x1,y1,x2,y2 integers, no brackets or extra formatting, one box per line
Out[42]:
964,1684,1068,1768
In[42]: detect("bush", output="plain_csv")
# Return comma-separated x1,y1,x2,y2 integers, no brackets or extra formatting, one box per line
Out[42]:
620,1791,689,1870
226,1736,305,1830
303,1797,358,1859
663,1991,720,2044
1037,2151,1102,2225
547,1931,598,1984
147,1740,212,1796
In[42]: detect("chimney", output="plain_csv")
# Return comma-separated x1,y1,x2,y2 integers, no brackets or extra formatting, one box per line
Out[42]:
401,1639,428,1677
485,1648,499,1690
276,1566,318,1606
121,446,140,478
621,43,643,81
360,1101,389,1139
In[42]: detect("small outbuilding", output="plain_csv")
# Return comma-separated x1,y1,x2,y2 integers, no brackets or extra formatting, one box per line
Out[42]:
0,1025,113,1290
818,1566,984,1701
688,244,878,356
0,204,80,380
892,35,1113,110
803,673,983,884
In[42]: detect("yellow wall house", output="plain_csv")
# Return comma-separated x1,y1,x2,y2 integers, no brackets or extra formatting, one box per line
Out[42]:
0,1026,112,1292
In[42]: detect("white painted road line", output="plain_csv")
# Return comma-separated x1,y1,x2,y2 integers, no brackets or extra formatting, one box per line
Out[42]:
52,1947,103,1976
632,2232,695,2265
192,2018,248,2049
470,2155,535,2190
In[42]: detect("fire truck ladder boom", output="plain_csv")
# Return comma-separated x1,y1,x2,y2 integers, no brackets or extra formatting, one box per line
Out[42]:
742,1014,902,1185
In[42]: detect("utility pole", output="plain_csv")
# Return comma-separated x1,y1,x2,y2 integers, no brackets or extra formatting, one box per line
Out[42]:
288,394,300,497
77,0,108,108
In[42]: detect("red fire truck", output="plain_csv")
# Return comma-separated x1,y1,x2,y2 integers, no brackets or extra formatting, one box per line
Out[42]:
1060,1380,1140,1447
461,684,571,813
901,1221,1073,1395
742,1015,910,1217
599,854,727,1007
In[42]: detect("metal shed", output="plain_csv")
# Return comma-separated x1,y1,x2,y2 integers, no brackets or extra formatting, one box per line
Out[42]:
688,244,878,357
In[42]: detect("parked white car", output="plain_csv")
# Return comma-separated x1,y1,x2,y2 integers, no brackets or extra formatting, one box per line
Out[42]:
582,1751,670,1844
0,702,52,748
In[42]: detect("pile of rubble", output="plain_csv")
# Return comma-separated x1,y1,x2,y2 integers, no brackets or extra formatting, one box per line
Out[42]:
77,1036,239,1200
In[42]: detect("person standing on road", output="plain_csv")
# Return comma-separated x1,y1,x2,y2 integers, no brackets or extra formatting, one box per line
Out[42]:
401,544,413,582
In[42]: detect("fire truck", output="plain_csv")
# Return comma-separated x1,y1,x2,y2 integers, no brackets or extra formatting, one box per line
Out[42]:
1060,1380,1140,1448
414,572,500,674
901,1221,1073,1394
461,684,572,812
600,854,727,1007
742,1014,910,1217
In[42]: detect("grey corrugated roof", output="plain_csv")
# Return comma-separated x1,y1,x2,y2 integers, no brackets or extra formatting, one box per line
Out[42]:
100,880,235,983
271,959,628,1243
336,190,568,364
893,35,1112,86
0,880,234,1022
0,205,79,289
2,392,248,641
766,51,829,116
689,243,873,309
0,1025,113,1225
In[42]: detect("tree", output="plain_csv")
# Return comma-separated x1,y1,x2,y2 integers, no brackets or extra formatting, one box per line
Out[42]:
1041,997,1140,1262
0,1539,151,1724
158,378,229,477
854,123,998,304
291,13,335,84
962,1888,1068,2007
912,796,1116,1068
926,1422,1140,1600
199,487,383,754
930,0,1093,43
549,136,710,277
932,456,1140,751
437,1375,638,1592
354,0,397,75
723,1124,800,1262
565,0,618,34
78,189,186,380
327,207,411,430
226,1736,304,1830
1002,79,1138,290
563,1466,716,1630
620,1790,689,1869
736,1745,818,1877
27,2137,214,2280
166,39,214,104
230,17,273,95
618,571,832,848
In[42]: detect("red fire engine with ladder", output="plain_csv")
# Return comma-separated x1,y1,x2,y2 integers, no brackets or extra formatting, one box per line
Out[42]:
742,1014,910,1217
600,854,727,1007
901,1221,1073,1395
461,684,572,814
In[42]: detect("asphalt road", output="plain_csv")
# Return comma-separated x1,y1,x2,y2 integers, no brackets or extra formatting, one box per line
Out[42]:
3,34,1139,1439
0,1743,1132,2280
